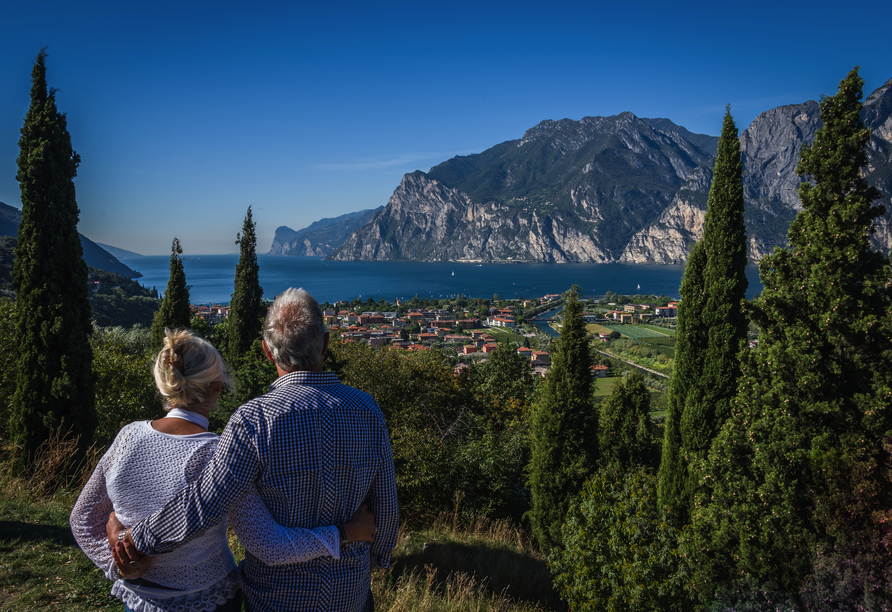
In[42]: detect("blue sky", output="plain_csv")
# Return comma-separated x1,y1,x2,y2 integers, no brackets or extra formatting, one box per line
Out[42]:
1,0,890,255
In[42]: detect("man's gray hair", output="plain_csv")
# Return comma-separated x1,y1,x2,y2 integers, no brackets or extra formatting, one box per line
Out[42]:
263,287,327,371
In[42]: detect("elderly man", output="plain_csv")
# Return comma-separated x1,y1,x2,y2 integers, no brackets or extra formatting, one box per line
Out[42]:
117,287,398,611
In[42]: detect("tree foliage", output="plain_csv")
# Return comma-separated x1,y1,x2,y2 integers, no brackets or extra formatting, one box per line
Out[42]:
326,342,478,520
599,371,658,470
325,340,532,521
227,206,263,365
471,343,537,427
527,286,598,552
150,237,191,349
659,108,748,521
91,325,163,445
11,49,96,462
687,68,892,602
550,466,693,612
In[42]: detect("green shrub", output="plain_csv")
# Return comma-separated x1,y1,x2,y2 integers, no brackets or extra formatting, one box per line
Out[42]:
550,465,693,612
91,327,163,445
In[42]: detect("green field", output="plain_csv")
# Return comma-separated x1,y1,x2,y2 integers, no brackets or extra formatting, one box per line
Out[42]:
586,323,613,335
637,324,676,336
593,375,620,396
603,325,669,339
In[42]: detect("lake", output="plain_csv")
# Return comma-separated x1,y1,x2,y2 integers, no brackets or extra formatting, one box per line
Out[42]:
121,255,764,305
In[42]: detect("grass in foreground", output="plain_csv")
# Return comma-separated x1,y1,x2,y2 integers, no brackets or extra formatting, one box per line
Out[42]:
3,483,562,612
374,513,563,612
0,489,121,611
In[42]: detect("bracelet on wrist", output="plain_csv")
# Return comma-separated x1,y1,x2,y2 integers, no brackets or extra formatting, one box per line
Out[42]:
336,524,348,546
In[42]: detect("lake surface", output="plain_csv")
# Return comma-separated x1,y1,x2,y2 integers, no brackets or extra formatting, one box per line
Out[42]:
122,255,764,305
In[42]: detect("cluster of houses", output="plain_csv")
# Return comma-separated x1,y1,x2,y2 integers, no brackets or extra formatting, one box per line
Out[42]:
192,304,230,324
185,294,642,379
325,304,556,375
584,301,679,325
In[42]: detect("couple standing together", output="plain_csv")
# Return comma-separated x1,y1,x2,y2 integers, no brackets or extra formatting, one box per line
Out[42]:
71,288,399,612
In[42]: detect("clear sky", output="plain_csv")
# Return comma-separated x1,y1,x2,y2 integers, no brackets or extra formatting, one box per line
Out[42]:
1,0,890,255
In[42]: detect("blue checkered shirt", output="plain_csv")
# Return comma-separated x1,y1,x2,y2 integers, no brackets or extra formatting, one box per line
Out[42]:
130,371,399,612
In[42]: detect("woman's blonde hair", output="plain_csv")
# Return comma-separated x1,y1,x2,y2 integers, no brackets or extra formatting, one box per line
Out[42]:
153,328,234,410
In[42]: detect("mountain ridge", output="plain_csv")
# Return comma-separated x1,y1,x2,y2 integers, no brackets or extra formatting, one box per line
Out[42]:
0,201,142,278
327,78,892,264
268,207,383,256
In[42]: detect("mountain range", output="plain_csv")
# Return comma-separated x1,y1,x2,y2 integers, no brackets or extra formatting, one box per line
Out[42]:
0,201,141,278
272,77,892,264
268,207,382,257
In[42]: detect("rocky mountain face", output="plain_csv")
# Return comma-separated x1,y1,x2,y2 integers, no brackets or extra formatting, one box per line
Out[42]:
330,114,717,262
269,207,382,256
327,77,892,264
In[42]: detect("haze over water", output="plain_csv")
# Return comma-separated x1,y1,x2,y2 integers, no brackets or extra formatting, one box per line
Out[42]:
123,255,764,305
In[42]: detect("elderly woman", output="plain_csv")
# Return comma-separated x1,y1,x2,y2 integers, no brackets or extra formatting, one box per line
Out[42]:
71,329,373,612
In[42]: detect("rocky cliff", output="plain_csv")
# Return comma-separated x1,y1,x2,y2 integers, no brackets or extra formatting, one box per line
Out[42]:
330,114,717,262
621,81,892,263
268,207,382,256
328,78,892,264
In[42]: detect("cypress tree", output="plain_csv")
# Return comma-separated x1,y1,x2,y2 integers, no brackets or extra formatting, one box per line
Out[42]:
689,68,892,595
599,370,658,470
227,206,263,365
526,286,598,552
150,237,191,349
657,108,747,521
12,49,96,460
657,240,707,518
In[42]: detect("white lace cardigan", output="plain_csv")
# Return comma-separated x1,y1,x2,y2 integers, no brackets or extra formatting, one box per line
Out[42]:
71,420,342,612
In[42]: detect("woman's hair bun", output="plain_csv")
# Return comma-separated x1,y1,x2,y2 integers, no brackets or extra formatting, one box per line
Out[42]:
153,328,233,409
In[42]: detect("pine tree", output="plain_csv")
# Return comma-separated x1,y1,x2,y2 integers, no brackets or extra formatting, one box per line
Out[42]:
150,238,191,349
657,108,747,522
526,286,598,552
688,68,892,596
227,206,263,365
599,371,658,470
12,49,96,461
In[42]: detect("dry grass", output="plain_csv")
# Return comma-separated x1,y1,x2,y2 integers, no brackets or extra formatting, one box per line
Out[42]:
0,433,119,611
0,430,103,501
585,323,613,335
372,512,564,612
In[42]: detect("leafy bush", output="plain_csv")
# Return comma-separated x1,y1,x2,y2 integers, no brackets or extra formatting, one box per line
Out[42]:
326,342,480,520
550,466,692,612
91,327,163,445
706,578,801,612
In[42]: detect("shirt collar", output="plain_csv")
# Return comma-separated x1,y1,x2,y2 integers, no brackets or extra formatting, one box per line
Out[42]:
269,370,341,392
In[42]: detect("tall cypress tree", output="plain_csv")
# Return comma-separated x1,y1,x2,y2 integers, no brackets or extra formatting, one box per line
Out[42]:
150,237,191,349
12,49,96,460
689,68,892,596
657,108,747,521
227,206,263,365
599,370,658,470
527,286,598,552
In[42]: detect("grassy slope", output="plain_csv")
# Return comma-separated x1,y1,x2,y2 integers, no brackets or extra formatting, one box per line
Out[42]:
0,490,121,611
1,489,561,612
